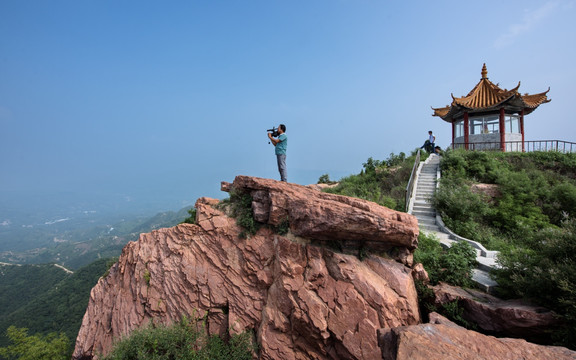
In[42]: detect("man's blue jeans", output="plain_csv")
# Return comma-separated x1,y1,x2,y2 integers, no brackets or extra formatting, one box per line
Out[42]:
276,154,287,182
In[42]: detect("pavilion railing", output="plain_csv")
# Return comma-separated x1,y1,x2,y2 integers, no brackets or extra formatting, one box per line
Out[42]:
451,140,576,153
405,149,421,212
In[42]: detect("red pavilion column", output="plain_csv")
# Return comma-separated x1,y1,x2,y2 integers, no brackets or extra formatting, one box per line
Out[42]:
464,112,469,150
499,108,505,151
520,110,525,152
451,121,456,148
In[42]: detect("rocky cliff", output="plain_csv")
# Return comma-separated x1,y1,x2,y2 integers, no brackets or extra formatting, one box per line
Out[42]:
72,176,576,359
73,177,420,359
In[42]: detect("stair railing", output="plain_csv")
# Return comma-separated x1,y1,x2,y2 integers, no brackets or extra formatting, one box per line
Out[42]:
405,149,421,212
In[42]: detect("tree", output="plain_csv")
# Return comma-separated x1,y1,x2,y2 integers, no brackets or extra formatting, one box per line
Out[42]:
0,326,70,360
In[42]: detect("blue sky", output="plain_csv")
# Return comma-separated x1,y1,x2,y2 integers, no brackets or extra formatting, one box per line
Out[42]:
1,0,575,213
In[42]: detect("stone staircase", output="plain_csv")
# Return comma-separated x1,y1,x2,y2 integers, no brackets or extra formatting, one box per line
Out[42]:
409,154,499,293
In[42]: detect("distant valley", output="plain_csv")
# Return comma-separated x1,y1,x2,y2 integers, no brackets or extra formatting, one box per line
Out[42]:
0,198,193,270
0,197,195,354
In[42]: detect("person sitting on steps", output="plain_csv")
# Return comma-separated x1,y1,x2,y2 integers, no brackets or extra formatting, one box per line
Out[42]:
420,130,436,154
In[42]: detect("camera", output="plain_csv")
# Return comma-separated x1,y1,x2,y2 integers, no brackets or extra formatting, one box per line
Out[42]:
267,127,279,137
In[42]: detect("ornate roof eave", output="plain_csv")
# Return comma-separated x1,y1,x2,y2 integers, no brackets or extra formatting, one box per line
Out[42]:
521,87,551,109
431,105,450,119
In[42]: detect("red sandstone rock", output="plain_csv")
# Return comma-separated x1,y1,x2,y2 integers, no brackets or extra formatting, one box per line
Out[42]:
433,282,562,342
470,183,501,201
410,263,429,285
305,183,339,192
73,192,421,359
378,322,576,360
224,176,419,265
428,311,458,326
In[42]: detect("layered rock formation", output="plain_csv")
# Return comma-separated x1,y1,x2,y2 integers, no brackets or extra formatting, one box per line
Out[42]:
378,313,576,360
224,176,419,266
73,177,421,359
432,282,562,343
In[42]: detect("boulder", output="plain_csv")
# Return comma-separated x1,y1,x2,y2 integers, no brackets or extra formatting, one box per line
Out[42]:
378,320,576,360
433,282,562,342
223,175,419,265
410,263,429,285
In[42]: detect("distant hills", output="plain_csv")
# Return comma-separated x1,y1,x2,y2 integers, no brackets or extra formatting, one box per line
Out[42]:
0,260,109,349
0,205,193,354
0,206,192,270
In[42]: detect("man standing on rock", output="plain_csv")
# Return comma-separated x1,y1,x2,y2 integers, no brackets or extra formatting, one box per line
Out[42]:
268,124,287,182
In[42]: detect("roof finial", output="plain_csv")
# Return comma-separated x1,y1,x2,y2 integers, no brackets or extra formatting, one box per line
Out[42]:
481,63,488,79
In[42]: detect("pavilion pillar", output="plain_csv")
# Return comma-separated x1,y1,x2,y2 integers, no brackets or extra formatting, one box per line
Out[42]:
520,110,525,152
451,120,456,148
464,112,469,150
499,108,505,151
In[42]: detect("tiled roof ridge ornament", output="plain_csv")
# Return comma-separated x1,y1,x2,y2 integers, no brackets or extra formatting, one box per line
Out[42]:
481,63,488,79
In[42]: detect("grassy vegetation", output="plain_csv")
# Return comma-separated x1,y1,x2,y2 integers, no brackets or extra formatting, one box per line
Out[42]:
181,208,197,225
412,232,479,329
322,152,426,211
101,317,255,360
217,191,261,238
413,232,477,288
433,150,576,250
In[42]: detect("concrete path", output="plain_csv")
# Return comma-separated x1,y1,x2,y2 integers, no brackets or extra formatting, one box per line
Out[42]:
408,154,499,293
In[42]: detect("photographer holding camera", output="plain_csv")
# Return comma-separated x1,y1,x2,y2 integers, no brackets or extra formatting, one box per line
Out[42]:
267,124,287,182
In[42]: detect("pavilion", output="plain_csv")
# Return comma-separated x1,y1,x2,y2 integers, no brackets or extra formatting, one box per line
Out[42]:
432,64,550,152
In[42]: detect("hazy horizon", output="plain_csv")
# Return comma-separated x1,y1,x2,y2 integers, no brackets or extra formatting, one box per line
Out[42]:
2,1,575,220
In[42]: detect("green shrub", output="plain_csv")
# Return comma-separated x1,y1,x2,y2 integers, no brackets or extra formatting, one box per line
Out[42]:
493,218,576,348
440,301,477,330
222,191,260,238
103,257,119,278
438,150,467,179
323,152,417,211
436,150,576,349
545,182,576,224
413,232,443,282
413,232,477,287
181,208,197,225
0,326,70,360
102,317,255,360
435,150,576,248
317,174,337,185
490,169,551,232
275,218,290,236
432,177,490,227
413,233,477,328
143,269,151,286
439,241,477,287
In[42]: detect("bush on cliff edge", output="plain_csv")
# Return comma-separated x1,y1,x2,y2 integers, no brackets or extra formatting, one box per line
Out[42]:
414,232,477,288
101,317,255,360
413,232,478,329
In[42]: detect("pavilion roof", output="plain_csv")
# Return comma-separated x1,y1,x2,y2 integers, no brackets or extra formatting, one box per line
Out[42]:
432,64,550,122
